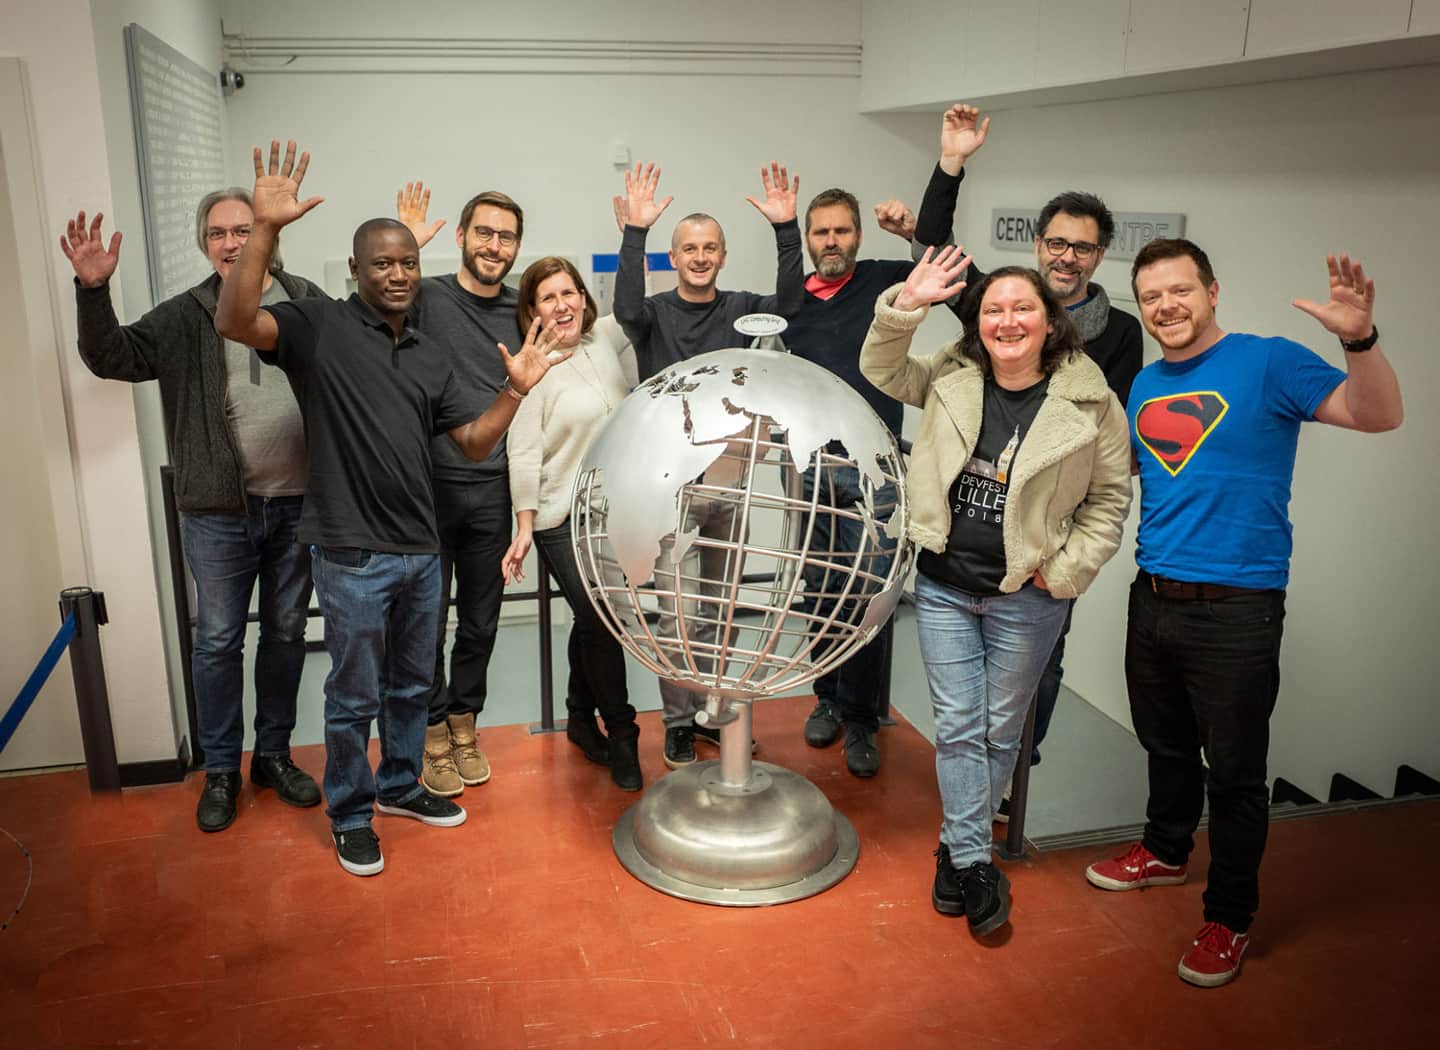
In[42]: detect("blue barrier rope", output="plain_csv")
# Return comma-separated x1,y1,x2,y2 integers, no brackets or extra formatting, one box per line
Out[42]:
0,612,77,756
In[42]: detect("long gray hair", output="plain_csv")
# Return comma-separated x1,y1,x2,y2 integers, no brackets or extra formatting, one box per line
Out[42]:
194,187,283,274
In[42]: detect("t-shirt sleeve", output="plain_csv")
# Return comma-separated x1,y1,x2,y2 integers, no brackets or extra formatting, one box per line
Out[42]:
1264,337,1346,421
433,370,484,435
259,297,327,372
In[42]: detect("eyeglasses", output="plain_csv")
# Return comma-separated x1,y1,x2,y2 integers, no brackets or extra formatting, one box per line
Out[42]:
473,226,519,248
1041,236,1099,260
205,225,252,242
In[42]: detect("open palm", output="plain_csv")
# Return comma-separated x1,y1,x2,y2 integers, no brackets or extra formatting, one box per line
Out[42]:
896,245,972,310
249,139,323,228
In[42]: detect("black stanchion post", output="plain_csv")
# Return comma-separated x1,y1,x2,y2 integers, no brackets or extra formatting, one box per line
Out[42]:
530,550,557,733
997,698,1038,860
58,587,121,792
160,467,201,769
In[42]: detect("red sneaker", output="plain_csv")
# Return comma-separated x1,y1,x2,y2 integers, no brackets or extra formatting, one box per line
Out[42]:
1178,921,1250,987
1085,842,1187,891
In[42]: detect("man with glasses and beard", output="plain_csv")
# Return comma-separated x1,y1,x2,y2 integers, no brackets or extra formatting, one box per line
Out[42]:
912,104,1143,797
396,183,527,798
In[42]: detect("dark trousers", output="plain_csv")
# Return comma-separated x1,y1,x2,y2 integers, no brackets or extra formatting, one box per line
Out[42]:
1028,598,1076,765
427,476,511,725
1125,571,1286,933
533,520,637,739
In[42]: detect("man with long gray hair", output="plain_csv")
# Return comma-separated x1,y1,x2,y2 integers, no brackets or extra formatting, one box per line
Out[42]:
61,187,327,833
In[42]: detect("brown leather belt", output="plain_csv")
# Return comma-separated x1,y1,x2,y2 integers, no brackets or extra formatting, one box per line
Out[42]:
1139,570,1266,601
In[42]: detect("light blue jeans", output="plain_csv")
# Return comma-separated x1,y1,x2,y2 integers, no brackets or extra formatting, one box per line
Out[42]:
915,573,1070,866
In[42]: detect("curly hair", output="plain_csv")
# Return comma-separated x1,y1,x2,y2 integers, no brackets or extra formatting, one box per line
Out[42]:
956,267,1082,378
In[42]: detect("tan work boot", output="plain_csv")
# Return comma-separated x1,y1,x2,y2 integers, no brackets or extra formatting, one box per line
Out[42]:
422,721,463,797
446,713,491,786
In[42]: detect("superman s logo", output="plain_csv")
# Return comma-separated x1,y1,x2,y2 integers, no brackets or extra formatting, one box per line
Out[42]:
1135,392,1228,476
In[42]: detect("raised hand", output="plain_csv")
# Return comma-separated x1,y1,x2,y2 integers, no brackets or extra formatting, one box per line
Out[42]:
612,194,631,233
940,103,990,170
894,244,972,312
623,163,673,230
396,180,446,249
1292,254,1375,342
745,162,798,224
874,199,916,240
249,139,324,229
60,211,122,288
498,318,572,397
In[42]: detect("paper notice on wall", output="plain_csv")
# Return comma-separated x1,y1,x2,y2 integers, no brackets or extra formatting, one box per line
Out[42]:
591,252,676,316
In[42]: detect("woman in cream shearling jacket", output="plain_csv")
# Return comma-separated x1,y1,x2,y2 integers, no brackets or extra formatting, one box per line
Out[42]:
860,251,1131,937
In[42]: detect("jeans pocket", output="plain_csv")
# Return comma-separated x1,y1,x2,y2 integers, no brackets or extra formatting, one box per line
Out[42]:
1203,594,1275,629
318,546,374,569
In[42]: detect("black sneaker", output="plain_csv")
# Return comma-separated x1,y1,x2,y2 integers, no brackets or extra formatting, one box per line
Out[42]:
196,771,241,833
804,701,842,748
691,723,759,754
959,861,1012,936
843,724,880,778
994,797,1011,824
565,712,611,766
932,843,966,916
609,732,643,792
663,725,696,769
250,753,321,808
376,791,467,827
333,827,384,877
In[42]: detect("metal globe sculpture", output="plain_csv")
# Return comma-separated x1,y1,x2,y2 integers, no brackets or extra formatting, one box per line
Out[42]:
570,347,912,905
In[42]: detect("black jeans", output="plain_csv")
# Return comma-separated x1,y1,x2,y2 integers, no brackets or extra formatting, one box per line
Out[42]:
1125,571,1286,933
427,476,511,725
533,519,637,739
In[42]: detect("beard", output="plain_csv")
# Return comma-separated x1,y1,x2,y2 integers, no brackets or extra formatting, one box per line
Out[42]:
812,244,857,279
464,250,513,287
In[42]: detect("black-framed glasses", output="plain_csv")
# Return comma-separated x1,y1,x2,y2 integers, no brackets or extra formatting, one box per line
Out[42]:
1041,236,1099,260
473,226,519,247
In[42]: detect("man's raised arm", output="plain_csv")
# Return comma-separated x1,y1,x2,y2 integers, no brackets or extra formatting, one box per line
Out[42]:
744,161,803,317
613,162,672,345
912,104,988,252
215,139,324,350
447,318,570,461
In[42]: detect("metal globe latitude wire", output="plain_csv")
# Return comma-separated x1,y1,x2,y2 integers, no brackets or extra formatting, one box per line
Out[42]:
568,347,913,905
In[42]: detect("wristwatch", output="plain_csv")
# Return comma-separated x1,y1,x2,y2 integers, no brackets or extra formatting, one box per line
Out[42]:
1340,325,1379,352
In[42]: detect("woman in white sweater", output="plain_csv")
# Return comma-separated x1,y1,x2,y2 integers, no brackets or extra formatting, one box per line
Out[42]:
501,257,641,791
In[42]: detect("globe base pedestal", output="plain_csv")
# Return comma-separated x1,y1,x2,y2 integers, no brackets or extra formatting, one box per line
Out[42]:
612,758,859,906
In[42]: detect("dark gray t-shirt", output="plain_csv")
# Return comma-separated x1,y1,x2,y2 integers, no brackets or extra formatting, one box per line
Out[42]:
918,377,1049,596
224,278,306,496
413,275,520,483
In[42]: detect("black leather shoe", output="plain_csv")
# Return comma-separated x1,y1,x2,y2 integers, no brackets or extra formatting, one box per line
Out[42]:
959,861,1012,936
566,712,611,766
609,731,643,792
250,753,321,808
804,701,842,748
932,843,965,916
663,726,696,769
843,724,880,778
196,771,241,833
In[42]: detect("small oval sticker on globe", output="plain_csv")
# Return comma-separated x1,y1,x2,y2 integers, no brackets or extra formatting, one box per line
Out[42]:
733,313,788,338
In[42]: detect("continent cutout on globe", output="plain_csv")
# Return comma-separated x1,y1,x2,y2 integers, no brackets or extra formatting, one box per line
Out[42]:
578,349,903,588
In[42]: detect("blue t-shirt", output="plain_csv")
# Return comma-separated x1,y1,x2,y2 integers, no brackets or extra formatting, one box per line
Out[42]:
1128,332,1344,589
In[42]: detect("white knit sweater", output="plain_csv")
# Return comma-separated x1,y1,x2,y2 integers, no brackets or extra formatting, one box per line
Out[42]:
507,315,634,530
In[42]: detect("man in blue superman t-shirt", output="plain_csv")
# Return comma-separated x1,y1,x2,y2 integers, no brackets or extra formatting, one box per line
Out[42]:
1084,239,1403,989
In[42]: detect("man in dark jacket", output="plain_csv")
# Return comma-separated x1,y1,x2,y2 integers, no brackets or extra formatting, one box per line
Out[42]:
62,191,327,833
912,104,1143,789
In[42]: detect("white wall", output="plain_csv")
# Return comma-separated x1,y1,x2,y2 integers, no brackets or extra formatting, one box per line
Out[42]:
922,66,1439,799
0,0,217,765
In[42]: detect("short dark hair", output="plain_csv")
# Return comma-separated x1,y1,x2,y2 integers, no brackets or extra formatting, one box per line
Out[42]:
1130,238,1216,296
516,256,597,337
459,191,524,241
956,267,1081,379
1036,190,1116,248
804,188,861,233
351,217,416,259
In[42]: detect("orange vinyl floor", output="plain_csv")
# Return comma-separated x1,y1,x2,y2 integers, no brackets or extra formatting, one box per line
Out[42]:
1,695,1437,1049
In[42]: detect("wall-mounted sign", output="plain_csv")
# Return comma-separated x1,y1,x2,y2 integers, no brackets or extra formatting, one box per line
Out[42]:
989,209,1186,262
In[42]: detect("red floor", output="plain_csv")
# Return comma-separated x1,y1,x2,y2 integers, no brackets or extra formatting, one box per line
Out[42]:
1,696,1436,1049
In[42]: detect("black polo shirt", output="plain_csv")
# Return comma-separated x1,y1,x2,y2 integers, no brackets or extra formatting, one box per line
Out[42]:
260,294,481,553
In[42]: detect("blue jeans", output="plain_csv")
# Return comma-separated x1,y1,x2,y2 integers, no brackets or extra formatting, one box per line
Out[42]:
1028,598,1076,765
800,464,899,733
180,496,311,773
310,547,439,832
915,573,1070,866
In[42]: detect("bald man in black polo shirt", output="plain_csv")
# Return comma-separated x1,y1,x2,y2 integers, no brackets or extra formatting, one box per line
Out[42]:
216,140,566,877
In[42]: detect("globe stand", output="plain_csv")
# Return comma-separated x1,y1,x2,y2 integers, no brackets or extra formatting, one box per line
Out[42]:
612,694,859,906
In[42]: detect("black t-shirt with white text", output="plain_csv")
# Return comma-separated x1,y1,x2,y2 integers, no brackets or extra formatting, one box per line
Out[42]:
918,377,1048,596
260,295,481,553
